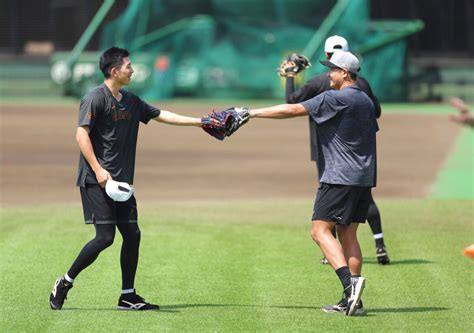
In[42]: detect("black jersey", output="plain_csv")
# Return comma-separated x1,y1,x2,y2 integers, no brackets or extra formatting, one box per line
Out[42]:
76,84,161,187
285,74,381,162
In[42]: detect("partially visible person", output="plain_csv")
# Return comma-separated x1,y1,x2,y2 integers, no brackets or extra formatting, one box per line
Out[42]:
463,244,474,259
279,35,390,265
449,97,474,127
448,98,473,259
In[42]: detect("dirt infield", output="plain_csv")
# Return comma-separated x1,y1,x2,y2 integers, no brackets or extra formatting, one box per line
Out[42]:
0,103,461,206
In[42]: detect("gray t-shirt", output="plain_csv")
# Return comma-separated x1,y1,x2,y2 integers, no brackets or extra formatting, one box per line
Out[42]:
286,74,381,162
76,84,161,187
301,85,378,187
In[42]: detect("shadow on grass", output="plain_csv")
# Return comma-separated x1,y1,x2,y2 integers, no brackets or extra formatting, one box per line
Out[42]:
369,307,448,313
62,307,179,313
162,304,450,315
61,304,319,312
61,304,449,315
161,304,320,311
364,258,434,265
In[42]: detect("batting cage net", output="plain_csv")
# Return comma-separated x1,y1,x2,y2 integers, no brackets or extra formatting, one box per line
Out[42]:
51,0,423,101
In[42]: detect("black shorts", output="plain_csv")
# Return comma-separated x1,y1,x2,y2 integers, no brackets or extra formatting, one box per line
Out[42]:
312,183,371,225
80,184,138,225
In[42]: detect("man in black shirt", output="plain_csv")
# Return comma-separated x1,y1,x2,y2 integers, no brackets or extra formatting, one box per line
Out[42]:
49,47,206,311
281,35,390,265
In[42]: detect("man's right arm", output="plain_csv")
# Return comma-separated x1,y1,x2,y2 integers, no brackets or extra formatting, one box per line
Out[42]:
76,126,111,187
249,103,308,119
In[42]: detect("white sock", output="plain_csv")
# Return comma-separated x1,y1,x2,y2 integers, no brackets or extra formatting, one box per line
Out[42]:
64,273,74,284
121,288,135,295
373,233,383,240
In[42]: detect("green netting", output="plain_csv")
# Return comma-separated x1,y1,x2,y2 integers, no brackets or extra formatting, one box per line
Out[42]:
53,0,423,101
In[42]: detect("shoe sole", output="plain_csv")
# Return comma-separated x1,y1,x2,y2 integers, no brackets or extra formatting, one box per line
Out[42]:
322,307,364,315
322,307,344,313
117,306,160,311
355,308,364,315
322,300,364,315
346,278,365,316
117,306,135,310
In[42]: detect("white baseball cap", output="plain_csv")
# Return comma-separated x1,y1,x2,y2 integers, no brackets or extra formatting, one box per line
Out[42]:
105,180,134,202
320,51,360,74
324,35,349,53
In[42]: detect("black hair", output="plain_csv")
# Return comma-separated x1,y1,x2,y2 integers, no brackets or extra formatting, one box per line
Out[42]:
348,72,358,81
99,47,130,78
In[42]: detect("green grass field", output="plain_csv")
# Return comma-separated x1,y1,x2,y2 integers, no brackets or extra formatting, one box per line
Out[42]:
1,200,472,332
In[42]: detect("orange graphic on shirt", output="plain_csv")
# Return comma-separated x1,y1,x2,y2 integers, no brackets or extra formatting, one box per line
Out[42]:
112,110,132,122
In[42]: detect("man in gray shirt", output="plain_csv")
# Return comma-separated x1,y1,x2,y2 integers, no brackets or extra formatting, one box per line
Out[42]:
231,51,376,316
281,35,389,265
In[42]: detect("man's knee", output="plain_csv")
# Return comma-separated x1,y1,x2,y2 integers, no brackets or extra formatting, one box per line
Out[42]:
93,224,116,249
310,221,330,244
130,227,141,243
310,227,320,244
95,233,115,249
121,225,141,244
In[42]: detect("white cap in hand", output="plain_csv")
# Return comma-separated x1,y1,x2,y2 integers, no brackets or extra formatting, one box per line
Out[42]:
105,180,134,202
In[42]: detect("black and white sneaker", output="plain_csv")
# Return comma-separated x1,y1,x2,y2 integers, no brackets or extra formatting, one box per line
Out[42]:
322,298,364,315
49,276,73,310
117,292,160,311
322,297,347,313
376,246,390,265
346,277,365,316
355,300,364,315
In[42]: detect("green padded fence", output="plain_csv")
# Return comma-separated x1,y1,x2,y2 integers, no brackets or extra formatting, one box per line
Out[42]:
50,0,423,101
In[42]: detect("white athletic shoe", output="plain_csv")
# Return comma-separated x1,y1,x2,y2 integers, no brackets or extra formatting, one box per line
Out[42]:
322,298,364,315
346,277,366,316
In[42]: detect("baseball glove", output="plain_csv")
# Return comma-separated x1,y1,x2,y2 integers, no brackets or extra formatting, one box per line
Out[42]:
277,53,311,77
201,114,226,140
201,107,250,140
222,107,250,137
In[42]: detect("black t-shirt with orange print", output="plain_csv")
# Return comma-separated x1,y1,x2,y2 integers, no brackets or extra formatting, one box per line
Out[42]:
76,83,161,187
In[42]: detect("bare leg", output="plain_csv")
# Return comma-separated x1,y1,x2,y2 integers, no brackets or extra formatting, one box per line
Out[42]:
311,220,347,270
337,223,362,276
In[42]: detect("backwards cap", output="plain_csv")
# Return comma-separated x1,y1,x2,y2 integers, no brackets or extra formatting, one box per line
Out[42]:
324,35,349,53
